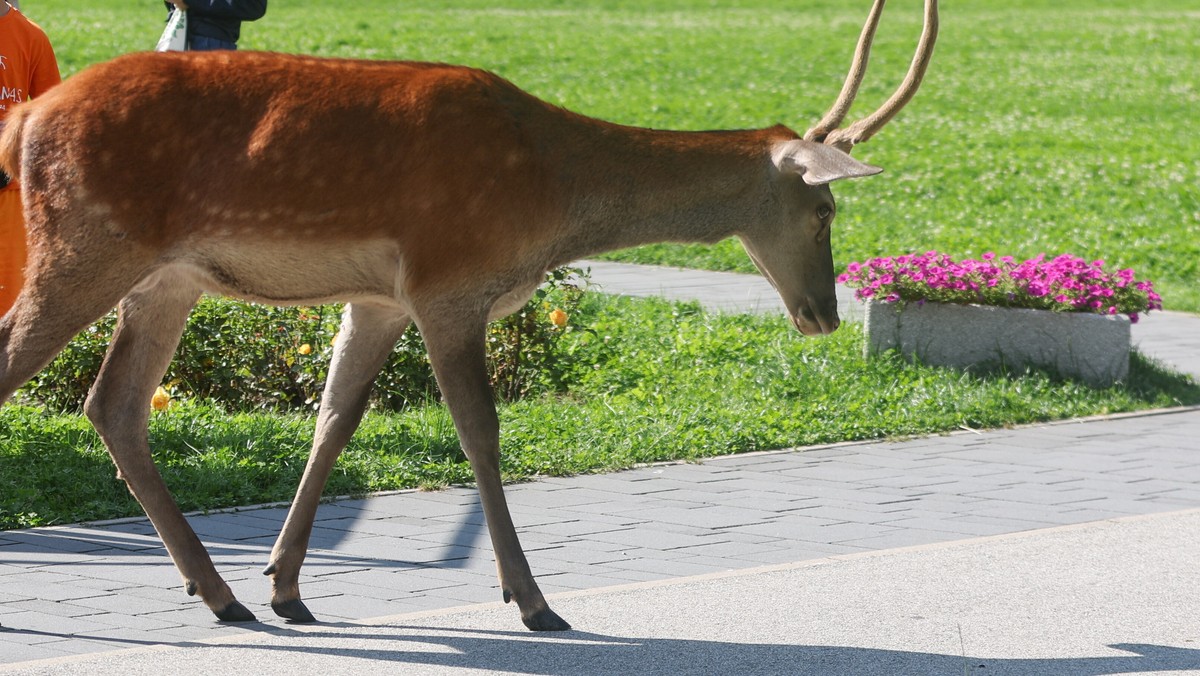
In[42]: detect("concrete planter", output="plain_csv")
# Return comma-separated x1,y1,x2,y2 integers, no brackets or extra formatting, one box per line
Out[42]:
863,300,1130,387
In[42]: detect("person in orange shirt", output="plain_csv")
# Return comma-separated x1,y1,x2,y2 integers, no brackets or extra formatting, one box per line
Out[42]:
0,0,60,317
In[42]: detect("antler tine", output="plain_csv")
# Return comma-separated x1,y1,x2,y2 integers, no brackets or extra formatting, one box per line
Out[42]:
804,0,888,144
822,0,939,153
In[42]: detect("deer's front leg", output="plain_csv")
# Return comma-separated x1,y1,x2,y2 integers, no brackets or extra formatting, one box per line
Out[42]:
265,303,410,623
419,312,570,631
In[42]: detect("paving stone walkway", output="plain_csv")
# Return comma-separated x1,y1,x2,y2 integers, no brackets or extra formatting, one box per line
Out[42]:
1,262,1197,666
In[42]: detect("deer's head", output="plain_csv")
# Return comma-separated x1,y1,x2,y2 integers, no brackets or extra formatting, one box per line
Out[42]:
740,0,938,336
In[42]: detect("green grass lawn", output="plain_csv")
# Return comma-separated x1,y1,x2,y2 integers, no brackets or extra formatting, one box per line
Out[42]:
31,0,1200,312
3,1,1197,528
4,293,1197,529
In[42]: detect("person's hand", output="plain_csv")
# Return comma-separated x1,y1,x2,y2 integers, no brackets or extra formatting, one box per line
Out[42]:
168,0,188,10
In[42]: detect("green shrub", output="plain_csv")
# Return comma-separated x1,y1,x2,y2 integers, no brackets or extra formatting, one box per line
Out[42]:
19,268,590,413
486,266,590,401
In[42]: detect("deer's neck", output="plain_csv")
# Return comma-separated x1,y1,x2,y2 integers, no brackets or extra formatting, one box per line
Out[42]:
549,121,794,263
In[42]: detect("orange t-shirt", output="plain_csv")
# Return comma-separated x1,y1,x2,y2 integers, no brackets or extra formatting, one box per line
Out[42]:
1,6,60,315
2,5,60,189
1,6,61,129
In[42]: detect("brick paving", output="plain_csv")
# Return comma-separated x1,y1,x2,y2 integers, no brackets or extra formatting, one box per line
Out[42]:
1,262,1197,665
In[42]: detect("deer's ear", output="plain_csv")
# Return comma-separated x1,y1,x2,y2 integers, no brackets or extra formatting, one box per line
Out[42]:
771,139,883,186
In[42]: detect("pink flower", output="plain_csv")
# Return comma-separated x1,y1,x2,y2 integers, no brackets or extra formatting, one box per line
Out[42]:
840,250,1160,320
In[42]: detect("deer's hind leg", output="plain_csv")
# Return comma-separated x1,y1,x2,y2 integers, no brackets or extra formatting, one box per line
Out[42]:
0,242,145,406
83,270,255,621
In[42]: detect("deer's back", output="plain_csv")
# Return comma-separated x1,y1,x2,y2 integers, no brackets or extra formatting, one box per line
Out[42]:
19,51,566,295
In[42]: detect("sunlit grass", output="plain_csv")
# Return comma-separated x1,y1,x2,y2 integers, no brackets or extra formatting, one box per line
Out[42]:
28,1,1198,310
4,1,1196,529
3,294,1197,529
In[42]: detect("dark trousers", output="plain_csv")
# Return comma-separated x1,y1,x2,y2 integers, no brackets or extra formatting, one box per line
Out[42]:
190,35,237,51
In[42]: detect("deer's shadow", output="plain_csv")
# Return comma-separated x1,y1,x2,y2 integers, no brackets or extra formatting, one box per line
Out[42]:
14,620,1191,676
245,625,1200,675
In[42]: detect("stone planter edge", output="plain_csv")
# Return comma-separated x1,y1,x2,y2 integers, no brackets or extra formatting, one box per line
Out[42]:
862,300,1131,387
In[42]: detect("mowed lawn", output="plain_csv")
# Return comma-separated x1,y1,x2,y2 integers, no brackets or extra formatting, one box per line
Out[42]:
2,1,1197,528
35,0,1200,311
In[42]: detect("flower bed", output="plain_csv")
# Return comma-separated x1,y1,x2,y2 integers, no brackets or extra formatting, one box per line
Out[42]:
841,252,1162,387
838,251,1162,322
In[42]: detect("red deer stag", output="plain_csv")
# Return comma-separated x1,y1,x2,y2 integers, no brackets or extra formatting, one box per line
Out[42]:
0,0,936,631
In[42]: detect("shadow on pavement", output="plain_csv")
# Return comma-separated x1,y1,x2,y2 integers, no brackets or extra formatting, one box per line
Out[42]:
18,621,1190,676
248,625,1200,675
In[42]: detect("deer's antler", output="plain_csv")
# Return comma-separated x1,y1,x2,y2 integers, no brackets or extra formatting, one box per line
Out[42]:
805,0,939,154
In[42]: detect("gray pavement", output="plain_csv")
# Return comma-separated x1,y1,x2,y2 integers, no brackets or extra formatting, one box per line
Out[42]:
1,262,1198,674
5,509,1199,675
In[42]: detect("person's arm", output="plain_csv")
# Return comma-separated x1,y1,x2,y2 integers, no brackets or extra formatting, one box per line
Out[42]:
28,38,61,98
25,21,62,98
180,0,266,22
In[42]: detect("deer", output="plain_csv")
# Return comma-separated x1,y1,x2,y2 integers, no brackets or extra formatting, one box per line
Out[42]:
0,0,936,631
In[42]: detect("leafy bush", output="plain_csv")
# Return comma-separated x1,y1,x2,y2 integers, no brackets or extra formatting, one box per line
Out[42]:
19,268,590,413
487,266,589,401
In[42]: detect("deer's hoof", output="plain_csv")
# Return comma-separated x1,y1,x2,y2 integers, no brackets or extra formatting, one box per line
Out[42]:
215,601,257,623
522,607,571,632
272,598,317,624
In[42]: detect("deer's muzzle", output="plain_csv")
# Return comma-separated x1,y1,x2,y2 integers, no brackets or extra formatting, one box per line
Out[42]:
791,300,840,336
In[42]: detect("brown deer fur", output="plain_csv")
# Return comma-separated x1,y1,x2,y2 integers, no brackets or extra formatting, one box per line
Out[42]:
0,0,935,631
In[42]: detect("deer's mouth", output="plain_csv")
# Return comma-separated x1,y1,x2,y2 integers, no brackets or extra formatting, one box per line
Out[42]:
791,301,840,336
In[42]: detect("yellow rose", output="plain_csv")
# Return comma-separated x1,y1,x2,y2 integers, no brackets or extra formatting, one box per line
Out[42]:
298,343,313,355
549,308,568,327
151,386,171,412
